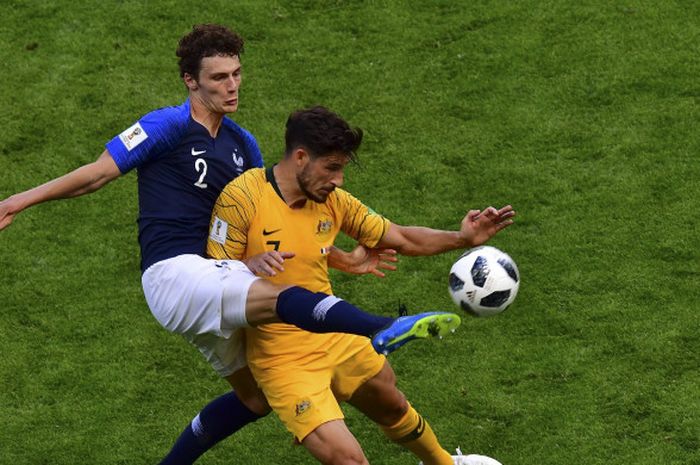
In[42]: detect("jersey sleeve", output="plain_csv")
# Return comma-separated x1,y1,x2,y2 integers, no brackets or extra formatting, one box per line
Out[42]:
206,171,262,260
334,189,390,248
105,102,189,174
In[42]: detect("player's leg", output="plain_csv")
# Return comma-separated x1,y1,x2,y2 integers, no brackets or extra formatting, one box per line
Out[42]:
346,359,453,465
301,420,369,465
240,277,394,334
159,368,269,465
142,257,269,465
346,359,504,465
238,268,461,354
249,352,367,465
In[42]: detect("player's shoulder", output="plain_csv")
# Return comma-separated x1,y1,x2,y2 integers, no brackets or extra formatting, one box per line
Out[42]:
225,167,266,193
106,100,191,172
330,188,386,220
221,117,263,166
221,116,256,141
329,187,359,205
235,166,266,182
139,99,191,129
218,168,266,215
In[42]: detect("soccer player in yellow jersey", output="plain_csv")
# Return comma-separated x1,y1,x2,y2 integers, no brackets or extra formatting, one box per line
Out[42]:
207,106,514,465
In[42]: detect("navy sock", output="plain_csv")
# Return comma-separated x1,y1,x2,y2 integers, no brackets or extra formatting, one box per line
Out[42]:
276,286,394,337
159,391,263,465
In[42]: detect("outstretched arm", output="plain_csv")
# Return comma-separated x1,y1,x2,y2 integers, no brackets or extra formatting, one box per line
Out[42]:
0,150,122,230
376,205,515,256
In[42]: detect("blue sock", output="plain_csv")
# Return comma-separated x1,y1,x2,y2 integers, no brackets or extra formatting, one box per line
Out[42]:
159,391,263,465
276,286,394,336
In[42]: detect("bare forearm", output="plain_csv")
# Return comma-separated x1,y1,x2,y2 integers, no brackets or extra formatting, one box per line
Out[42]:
13,164,111,208
327,246,351,272
390,226,467,256
0,151,121,231
379,206,515,257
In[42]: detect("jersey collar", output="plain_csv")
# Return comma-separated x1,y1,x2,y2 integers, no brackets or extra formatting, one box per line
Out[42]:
265,165,286,201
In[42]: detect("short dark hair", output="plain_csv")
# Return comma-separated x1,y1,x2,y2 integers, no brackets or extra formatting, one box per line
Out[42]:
176,24,244,79
284,106,363,162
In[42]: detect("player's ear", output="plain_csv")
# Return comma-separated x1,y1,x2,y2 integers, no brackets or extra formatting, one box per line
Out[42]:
293,148,309,166
183,73,199,91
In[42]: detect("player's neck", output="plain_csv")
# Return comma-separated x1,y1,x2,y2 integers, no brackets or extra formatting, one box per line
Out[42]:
272,163,307,209
189,95,225,137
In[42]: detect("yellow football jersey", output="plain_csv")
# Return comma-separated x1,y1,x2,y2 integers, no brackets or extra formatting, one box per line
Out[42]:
207,166,390,369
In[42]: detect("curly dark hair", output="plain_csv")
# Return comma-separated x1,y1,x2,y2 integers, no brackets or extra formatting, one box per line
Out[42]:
176,24,244,79
284,106,363,162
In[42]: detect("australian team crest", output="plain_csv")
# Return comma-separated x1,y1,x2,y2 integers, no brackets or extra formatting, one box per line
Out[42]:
295,399,311,416
316,219,332,235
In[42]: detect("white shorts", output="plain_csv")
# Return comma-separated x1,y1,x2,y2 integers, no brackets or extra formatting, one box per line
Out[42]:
141,254,259,377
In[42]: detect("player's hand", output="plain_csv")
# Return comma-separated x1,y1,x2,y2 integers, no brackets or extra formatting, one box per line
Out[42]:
0,196,20,231
331,244,398,278
244,251,295,277
460,205,516,246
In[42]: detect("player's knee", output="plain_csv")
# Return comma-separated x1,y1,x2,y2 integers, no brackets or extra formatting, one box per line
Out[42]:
368,388,409,426
382,396,409,425
244,280,291,326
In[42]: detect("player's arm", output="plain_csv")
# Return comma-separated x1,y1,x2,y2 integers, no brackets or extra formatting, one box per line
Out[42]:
0,150,122,230
207,178,294,277
327,245,398,278
377,205,516,256
207,194,248,261
333,189,400,277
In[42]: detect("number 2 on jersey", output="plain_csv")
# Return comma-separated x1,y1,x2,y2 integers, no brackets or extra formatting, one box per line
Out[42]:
194,158,208,189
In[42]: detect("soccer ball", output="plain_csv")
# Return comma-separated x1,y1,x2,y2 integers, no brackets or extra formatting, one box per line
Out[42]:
448,246,520,317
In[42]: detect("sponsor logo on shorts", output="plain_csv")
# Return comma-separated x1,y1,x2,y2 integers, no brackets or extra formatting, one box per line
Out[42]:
295,399,311,416
118,122,148,151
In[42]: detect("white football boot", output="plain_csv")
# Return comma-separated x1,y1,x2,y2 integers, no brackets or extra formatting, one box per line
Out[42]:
420,447,503,465
451,447,503,465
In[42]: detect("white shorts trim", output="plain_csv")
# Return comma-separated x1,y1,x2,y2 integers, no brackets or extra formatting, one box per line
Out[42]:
142,254,259,376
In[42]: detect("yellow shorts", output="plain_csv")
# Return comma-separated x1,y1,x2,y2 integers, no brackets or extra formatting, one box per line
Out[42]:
250,334,386,441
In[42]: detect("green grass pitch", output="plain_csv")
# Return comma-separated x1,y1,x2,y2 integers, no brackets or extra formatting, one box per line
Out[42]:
1,1,698,464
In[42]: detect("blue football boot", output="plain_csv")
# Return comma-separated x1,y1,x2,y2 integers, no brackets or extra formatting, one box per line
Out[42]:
371,311,461,355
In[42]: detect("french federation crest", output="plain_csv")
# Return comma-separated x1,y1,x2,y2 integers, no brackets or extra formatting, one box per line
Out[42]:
232,149,244,167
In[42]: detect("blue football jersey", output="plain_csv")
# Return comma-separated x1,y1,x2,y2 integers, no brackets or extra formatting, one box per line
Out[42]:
105,99,263,271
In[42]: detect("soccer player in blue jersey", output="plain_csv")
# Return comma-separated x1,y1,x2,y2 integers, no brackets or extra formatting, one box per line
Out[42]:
0,24,465,464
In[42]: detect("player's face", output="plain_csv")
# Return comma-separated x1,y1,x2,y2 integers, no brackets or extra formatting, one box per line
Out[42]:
188,54,242,114
297,152,349,203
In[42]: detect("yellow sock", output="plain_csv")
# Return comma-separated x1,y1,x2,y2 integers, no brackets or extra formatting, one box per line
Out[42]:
381,403,453,465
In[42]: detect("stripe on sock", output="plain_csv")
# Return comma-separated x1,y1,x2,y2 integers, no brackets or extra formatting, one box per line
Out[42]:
191,414,205,438
312,295,343,321
395,415,426,443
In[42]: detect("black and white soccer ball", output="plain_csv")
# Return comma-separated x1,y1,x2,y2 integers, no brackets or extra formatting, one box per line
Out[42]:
448,246,520,317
